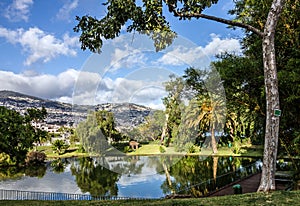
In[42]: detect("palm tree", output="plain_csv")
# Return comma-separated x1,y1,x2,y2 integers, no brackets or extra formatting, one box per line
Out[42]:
185,94,226,154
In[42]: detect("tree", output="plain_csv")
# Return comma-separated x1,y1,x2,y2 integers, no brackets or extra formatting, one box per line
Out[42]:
71,157,120,197
52,139,69,155
212,55,266,153
95,110,122,143
161,75,185,146
0,106,47,165
137,110,166,141
74,0,286,192
182,67,226,154
76,110,123,155
26,107,48,149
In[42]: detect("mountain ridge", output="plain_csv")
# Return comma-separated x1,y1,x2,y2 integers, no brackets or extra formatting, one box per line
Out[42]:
0,90,153,131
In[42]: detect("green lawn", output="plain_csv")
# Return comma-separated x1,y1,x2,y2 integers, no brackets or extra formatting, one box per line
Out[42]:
35,145,89,158
35,142,264,159
1,190,300,205
128,143,263,157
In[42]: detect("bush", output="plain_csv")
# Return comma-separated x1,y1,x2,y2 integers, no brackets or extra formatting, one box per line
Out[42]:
124,146,133,153
0,153,12,166
25,151,46,165
77,144,85,153
185,143,200,153
159,145,166,153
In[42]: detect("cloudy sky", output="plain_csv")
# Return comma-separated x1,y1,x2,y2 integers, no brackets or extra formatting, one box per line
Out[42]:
0,0,243,109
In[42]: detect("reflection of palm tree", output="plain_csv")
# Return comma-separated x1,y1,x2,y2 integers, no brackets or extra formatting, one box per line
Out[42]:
213,156,218,182
50,158,68,173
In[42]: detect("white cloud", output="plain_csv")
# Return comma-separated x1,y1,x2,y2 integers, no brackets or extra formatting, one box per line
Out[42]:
157,34,241,66
56,0,79,22
203,34,241,56
0,69,79,100
4,0,33,22
0,26,78,65
109,46,146,72
0,67,167,109
0,67,165,108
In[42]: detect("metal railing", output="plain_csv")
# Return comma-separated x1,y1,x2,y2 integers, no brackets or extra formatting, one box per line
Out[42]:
0,189,153,201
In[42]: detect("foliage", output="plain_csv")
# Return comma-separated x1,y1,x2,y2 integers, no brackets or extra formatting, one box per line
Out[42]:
50,158,69,174
76,110,123,155
161,75,185,146
71,157,120,197
159,145,166,153
0,106,47,165
136,110,166,142
73,0,289,191
225,0,300,154
52,140,69,155
95,110,123,143
25,151,46,165
0,153,12,166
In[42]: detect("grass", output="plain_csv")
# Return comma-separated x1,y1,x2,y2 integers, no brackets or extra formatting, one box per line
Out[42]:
128,143,263,157
35,145,89,159
35,142,264,159
1,190,300,205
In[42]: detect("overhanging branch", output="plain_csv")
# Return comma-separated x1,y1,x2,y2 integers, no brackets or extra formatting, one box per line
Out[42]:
173,11,264,37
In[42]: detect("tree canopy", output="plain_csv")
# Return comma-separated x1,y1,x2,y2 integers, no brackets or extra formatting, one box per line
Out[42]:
74,0,288,192
0,106,47,165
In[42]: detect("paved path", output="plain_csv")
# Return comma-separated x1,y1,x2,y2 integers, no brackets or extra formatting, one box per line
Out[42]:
208,173,261,197
208,173,290,197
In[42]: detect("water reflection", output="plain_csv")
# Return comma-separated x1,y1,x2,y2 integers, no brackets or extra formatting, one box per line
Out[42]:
0,156,260,198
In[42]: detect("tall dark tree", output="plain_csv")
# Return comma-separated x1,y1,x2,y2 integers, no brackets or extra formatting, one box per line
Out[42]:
161,75,185,146
0,106,47,165
74,0,286,192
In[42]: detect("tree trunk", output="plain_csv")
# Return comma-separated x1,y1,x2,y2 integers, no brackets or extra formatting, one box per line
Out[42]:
161,113,169,145
258,0,285,192
211,122,218,154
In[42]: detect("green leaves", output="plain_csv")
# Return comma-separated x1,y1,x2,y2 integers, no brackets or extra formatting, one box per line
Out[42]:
0,107,47,165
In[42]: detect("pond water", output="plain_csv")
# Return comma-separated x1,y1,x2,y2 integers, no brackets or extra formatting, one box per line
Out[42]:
0,156,261,198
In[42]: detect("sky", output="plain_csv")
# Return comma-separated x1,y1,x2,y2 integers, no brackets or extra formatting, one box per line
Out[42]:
0,0,243,110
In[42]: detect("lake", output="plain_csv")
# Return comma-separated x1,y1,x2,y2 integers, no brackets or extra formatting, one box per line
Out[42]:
0,156,261,199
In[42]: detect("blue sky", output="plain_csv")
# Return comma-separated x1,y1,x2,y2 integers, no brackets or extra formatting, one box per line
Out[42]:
0,0,243,109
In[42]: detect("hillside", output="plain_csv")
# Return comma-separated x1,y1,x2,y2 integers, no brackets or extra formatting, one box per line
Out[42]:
0,90,153,131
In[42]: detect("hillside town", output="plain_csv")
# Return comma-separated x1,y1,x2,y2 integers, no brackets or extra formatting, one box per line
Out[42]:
0,90,152,145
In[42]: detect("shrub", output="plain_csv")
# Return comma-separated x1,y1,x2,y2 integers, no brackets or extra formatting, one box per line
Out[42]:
185,142,200,153
124,146,132,153
0,153,12,166
25,151,46,165
159,145,166,153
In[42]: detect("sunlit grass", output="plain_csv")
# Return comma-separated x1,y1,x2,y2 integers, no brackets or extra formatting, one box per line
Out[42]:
35,145,88,158
34,142,263,158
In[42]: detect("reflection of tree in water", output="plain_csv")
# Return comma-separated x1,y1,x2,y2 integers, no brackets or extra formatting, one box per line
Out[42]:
161,156,257,197
50,158,69,174
110,156,144,176
24,164,47,178
0,164,47,180
70,157,120,197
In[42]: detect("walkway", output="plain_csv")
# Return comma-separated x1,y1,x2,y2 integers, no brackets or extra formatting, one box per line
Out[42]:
208,173,291,197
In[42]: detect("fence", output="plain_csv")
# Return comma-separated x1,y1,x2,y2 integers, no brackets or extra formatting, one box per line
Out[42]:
0,189,152,201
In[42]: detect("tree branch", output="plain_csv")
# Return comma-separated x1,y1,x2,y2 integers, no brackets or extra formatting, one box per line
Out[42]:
173,11,264,37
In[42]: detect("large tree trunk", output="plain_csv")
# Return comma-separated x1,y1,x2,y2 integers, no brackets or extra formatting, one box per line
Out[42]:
161,113,169,145
258,0,285,192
